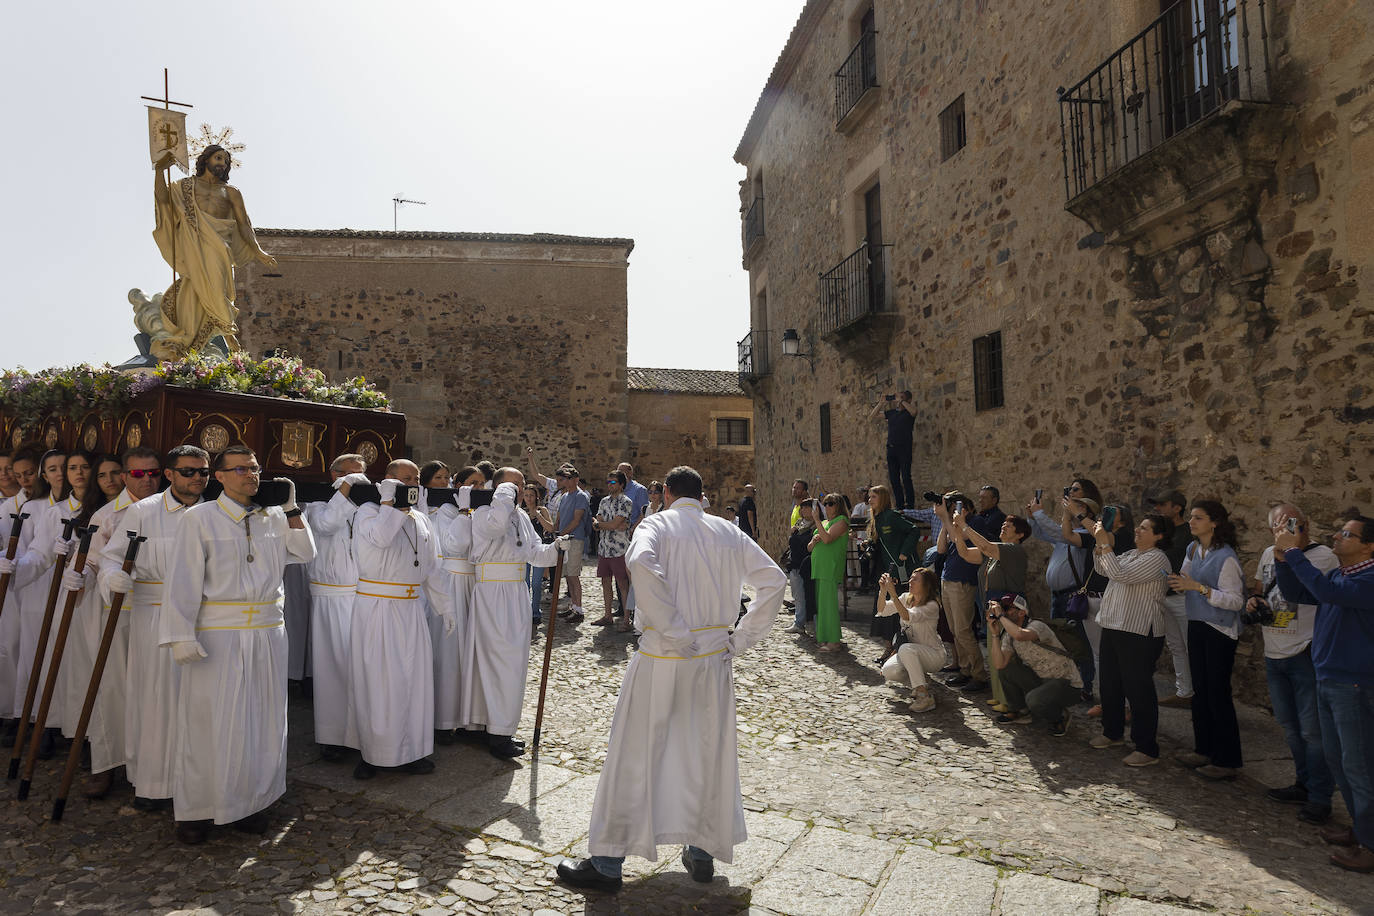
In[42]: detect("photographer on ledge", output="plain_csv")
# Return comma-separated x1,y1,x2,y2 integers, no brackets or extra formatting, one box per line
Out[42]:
867,391,915,510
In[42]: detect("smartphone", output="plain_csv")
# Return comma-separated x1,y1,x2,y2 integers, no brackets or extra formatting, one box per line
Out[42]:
1063,486,1072,498
1285,517,1298,534
1034,488,1043,503
1101,505,1117,530
885,394,896,402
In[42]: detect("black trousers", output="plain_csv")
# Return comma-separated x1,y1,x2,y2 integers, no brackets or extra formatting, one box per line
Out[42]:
1188,620,1243,768
1098,628,1165,758
886,445,914,510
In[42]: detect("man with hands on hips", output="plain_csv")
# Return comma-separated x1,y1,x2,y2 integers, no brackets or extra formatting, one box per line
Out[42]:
157,446,315,845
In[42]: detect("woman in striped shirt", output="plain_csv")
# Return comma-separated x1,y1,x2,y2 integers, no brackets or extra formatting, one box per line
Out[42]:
1089,514,1174,766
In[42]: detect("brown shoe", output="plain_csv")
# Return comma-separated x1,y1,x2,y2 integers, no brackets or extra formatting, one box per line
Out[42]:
1159,694,1192,708
1320,825,1358,847
1330,846,1374,873
82,769,114,799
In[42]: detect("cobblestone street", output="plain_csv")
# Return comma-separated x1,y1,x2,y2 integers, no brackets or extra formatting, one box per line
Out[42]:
2,574,1370,916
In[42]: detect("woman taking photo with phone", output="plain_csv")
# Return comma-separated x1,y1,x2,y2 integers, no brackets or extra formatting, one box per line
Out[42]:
808,493,850,653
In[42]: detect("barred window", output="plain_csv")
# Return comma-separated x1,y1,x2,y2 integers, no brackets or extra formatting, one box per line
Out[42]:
716,418,750,446
820,402,832,453
973,331,1004,411
940,94,966,161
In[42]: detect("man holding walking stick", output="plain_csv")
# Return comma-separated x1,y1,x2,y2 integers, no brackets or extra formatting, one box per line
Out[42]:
556,465,786,891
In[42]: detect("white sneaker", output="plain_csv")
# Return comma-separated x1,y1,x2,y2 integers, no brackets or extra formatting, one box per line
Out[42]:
784,624,804,634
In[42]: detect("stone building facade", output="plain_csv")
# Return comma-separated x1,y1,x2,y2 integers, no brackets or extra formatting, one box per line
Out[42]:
625,367,756,515
237,229,634,476
734,1,1373,694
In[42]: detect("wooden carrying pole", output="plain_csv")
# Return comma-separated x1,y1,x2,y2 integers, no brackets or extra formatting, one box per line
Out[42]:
18,526,97,799
0,510,30,624
8,518,78,781
53,531,145,822
530,547,565,756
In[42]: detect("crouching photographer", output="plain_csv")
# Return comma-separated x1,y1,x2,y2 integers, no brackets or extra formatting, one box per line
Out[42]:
987,594,1084,737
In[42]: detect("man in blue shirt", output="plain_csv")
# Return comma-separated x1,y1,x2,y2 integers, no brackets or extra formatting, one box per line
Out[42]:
552,467,592,621
617,462,649,621
1275,514,1374,873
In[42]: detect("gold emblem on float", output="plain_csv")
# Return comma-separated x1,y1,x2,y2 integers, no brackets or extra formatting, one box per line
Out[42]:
358,441,379,468
280,420,316,469
82,425,100,451
200,423,230,454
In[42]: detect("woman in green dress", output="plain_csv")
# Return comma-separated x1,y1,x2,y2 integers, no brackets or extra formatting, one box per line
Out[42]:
808,493,851,652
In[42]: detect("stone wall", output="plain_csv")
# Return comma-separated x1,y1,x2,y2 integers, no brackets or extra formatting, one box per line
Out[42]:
626,388,756,517
237,230,632,477
735,0,1373,700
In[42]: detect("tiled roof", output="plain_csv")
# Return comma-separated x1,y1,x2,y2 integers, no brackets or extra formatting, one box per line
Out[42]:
258,228,634,254
627,367,748,397
734,0,828,164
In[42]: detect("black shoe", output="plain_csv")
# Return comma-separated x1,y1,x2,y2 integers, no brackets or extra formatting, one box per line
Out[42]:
1050,709,1073,738
133,795,172,812
556,857,622,892
175,819,211,845
353,760,378,780
945,674,972,688
229,811,270,834
454,727,487,744
37,727,57,760
959,680,988,694
434,729,458,746
1081,689,1095,703
0,719,16,748
400,757,436,775
1298,802,1332,825
1268,783,1308,804
680,848,714,883
319,744,350,762
488,736,525,758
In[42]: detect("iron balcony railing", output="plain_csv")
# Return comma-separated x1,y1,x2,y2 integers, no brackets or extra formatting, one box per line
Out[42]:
835,29,878,124
744,197,765,251
819,242,892,335
1059,0,1272,199
737,330,770,384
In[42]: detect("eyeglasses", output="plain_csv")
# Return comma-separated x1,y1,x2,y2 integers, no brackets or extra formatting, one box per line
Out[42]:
125,468,161,479
1335,530,1361,540
221,465,261,476
172,467,211,478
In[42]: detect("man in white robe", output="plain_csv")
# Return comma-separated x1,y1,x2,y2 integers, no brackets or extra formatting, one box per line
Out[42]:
0,450,40,746
466,470,561,758
557,465,786,891
98,447,201,811
67,446,167,798
158,446,314,844
304,454,367,761
432,469,485,743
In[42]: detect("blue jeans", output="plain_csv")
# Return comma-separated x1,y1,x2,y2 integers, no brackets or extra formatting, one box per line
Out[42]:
1317,680,1374,849
526,564,544,622
788,569,809,628
590,845,711,879
1265,650,1332,803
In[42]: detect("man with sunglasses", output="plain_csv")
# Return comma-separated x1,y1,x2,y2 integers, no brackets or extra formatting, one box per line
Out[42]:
157,445,315,844
97,446,201,811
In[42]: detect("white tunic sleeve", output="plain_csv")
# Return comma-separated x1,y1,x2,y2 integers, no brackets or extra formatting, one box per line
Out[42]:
309,491,357,537
726,533,787,656
625,521,694,652
159,508,210,647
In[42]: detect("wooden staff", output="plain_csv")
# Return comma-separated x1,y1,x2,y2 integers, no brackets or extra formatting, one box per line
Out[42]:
0,509,30,624
18,525,97,800
530,547,565,757
8,517,78,781
52,531,145,822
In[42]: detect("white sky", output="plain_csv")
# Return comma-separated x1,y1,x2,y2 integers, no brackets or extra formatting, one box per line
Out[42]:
0,1,801,372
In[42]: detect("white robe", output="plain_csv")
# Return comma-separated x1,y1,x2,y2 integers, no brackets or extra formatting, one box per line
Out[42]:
464,490,558,736
62,488,137,772
431,504,472,730
0,492,32,718
587,498,786,864
303,492,359,747
158,494,315,823
346,504,441,766
11,493,82,725
100,489,198,799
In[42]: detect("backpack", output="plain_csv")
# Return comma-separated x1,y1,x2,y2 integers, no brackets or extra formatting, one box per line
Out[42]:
1043,619,1091,662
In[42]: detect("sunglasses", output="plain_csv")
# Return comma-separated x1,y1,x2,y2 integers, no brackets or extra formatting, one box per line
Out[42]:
222,465,262,476
606,479,620,484
125,468,161,479
823,500,837,507
173,467,212,478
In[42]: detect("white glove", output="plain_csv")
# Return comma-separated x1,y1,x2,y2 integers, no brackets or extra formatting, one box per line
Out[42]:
53,537,74,557
554,535,572,552
105,568,135,595
61,567,86,592
442,613,457,636
334,472,371,490
276,477,298,513
0,556,15,576
494,482,519,502
377,479,400,504
457,485,473,511
170,640,208,665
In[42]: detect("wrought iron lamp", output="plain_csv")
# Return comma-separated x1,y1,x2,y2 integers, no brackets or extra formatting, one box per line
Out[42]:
780,329,813,369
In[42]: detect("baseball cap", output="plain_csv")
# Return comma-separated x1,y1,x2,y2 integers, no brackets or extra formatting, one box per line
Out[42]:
1148,489,1187,507
995,593,1029,613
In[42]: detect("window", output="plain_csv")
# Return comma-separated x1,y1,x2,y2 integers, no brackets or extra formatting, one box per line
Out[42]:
820,402,832,453
940,94,966,161
717,418,750,446
972,331,1004,411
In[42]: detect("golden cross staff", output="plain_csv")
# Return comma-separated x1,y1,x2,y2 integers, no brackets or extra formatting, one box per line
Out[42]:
140,68,194,291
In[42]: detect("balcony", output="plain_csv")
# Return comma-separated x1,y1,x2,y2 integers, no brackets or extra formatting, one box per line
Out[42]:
834,29,879,129
819,242,893,339
737,330,770,387
743,197,765,261
1058,0,1287,252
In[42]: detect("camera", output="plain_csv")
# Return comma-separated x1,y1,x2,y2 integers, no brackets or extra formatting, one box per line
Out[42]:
1063,486,1072,498
1241,596,1276,627
1286,517,1298,534
885,393,896,402
922,490,942,504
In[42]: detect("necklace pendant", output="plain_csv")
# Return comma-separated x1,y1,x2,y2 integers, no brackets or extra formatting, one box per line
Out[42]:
414,559,420,567
247,554,255,563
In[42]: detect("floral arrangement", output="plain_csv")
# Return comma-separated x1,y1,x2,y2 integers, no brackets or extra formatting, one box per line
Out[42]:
0,352,390,423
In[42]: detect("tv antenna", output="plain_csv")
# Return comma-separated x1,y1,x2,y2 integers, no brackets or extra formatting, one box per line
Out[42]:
393,195,427,231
